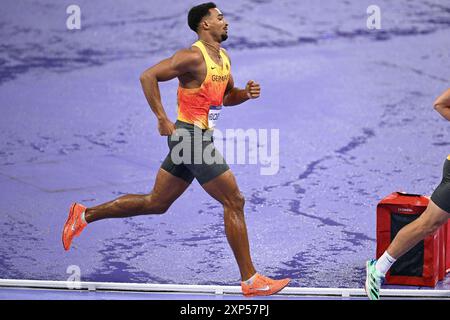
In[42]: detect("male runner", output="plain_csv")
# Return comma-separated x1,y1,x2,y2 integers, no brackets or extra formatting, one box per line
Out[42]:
62,2,290,297
365,88,450,300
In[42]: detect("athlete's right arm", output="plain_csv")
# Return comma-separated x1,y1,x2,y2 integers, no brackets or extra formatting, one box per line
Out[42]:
433,88,450,121
139,49,202,135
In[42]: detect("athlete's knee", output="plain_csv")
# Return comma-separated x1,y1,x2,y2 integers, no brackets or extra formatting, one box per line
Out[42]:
236,193,245,209
420,218,444,236
153,204,171,214
143,194,171,214
151,201,172,214
223,192,245,212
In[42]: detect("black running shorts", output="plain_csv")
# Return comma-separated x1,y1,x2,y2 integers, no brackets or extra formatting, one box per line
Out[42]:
431,155,450,213
160,120,230,185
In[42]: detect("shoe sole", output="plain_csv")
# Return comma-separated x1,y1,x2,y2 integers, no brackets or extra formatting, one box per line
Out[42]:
62,203,76,251
243,280,290,297
365,261,379,301
364,261,370,299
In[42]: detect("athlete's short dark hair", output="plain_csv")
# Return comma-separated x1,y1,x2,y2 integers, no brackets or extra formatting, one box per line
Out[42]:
187,2,217,32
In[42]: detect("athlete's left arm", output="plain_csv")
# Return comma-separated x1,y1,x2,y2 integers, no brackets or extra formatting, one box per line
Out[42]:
223,75,260,106
222,51,260,106
434,88,450,121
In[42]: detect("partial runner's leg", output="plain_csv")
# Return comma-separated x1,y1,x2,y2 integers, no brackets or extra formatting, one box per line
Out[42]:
200,170,256,281
384,155,450,261
85,169,191,223
387,199,449,259
63,150,194,251
366,155,450,300
201,170,290,296
365,199,449,300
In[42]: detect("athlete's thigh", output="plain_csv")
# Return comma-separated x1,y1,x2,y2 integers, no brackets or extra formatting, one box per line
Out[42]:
200,169,241,205
418,199,450,227
156,135,195,203
430,155,450,214
185,138,230,192
151,168,192,204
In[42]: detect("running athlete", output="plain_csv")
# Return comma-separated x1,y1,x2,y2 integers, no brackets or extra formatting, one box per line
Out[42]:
62,2,290,297
365,88,450,300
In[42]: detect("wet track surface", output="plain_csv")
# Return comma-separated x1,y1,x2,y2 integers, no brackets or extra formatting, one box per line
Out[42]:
0,0,450,290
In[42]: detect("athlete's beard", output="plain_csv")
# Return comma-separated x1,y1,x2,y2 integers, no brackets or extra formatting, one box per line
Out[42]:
220,33,228,42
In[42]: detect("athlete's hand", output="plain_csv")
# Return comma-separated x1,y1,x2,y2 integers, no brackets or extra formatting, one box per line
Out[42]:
158,118,176,136
245,80,260,99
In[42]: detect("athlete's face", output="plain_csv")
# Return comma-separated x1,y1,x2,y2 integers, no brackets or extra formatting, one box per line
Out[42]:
206,8,228,42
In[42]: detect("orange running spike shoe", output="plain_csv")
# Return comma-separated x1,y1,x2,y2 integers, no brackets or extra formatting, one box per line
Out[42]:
241,273,290,297
62,203,87,251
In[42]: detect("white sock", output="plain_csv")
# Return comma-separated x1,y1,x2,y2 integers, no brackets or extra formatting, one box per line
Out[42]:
375,251,397,275
243,273,258,285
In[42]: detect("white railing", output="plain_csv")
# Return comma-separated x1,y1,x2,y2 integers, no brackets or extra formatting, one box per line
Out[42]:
0,279,449,298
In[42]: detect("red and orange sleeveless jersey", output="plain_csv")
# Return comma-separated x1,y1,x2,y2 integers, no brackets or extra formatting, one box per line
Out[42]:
177,40,231,129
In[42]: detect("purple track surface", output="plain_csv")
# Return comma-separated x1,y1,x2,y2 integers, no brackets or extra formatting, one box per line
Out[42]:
1,0,450,295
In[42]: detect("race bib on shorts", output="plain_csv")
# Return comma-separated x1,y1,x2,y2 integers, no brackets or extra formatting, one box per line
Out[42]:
208,105,222,128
